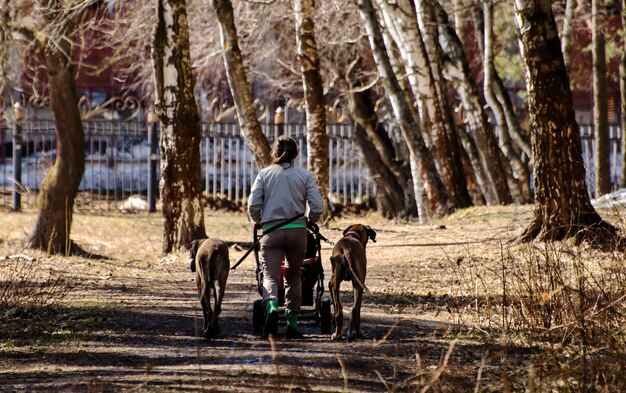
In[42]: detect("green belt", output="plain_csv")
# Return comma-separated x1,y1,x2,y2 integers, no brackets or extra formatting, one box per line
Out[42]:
263,222,306,233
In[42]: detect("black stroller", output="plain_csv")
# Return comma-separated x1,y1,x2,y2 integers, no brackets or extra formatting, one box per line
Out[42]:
251,222,332,335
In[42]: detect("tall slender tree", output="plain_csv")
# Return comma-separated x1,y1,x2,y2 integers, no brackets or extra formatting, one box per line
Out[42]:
561,0,576,73
347,85,412,218
514,0,618,245
621,0,626,188
212,0,272,168
480,1,531,203
357,0,453,218
377,0,471,209
433,0,512,205
592,0,610,196
152,0,206,252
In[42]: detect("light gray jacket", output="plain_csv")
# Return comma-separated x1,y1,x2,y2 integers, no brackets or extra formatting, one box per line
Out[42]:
247,162,323,227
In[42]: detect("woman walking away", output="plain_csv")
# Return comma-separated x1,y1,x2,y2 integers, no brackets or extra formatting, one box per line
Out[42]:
248,136,323,338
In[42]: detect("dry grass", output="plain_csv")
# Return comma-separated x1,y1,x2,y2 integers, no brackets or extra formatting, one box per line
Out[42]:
0,205,625,391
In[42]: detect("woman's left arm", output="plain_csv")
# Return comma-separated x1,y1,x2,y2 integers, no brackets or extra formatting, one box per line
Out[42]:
248,173,265,223
305,174,323,223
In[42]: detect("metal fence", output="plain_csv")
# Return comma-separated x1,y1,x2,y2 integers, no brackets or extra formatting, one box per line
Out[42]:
0,121,622,212
579,125,622,196
0,120,374,212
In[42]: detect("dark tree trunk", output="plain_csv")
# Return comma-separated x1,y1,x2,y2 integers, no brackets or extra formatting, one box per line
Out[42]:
593,0,610,196
153,0,206,253
212,0,272,168
348,88,413,218
621,0,626,188
293,0,331,222
353,125,406,218
457,124,488,205
514,0,618,245
459,138,486,206
30,39,86,255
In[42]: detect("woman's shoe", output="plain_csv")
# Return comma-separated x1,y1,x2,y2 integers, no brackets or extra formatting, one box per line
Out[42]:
263,299,279,337
285,312,304,339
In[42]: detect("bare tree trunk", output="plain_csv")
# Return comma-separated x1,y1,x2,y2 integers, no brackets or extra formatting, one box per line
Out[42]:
621,0,626,188
293,0,331,221
561,0,576,73
357,0,453,218
457,126,489,203
470,6,531,159
152,0,206,253
492,71,532,158
514,0,618,246
593,0,610,196
481,2,531,203
378,28,428,219
353,124,406,218
378,0,471,208
347,87,415,218
212,0,272,168
30,36,86,255
434,0,512,205
458,135,486,206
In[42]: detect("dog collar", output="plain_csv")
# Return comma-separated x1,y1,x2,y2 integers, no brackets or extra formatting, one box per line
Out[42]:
344,231,362,241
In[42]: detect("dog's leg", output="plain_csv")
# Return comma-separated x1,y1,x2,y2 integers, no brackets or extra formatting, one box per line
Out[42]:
199,281,213,335
347,285,364,340
199,262,214,338
329,257,344,340
209,276,226,336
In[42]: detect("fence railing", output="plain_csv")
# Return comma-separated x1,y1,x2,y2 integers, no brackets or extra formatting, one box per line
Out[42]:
0,120,374,212
0,121,621,212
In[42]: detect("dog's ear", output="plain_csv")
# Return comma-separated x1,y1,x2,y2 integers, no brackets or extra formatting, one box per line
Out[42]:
343,225,354,236
189,239,203,259
365,226,377,242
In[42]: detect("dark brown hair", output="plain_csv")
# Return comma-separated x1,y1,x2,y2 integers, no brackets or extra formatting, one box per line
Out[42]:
272,136,298,164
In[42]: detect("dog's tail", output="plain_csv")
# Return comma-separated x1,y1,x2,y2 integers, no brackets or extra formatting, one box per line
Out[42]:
342,253,371,295
189,239,205,273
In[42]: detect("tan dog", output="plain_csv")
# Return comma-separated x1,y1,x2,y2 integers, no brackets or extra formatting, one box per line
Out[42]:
329,224,376,340
189,238,230,339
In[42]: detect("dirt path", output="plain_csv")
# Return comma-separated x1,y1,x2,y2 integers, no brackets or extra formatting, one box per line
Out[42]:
0,207,535,392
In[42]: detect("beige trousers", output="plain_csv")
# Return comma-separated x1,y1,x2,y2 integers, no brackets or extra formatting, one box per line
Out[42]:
260,228,307,313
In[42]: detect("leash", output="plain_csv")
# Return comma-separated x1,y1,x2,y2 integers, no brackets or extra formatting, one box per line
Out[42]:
231,213,305,271
308,222,334,246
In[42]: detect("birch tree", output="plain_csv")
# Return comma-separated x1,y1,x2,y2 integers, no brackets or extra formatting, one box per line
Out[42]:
513,0,618,245
480,1,531,203
433,0,512,205
152,0,206,252
471,2,531,159
377,0,471,209
357,0,453,218
561,0,576,73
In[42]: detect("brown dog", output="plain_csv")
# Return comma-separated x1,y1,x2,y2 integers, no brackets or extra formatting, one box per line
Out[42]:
189,238,230,339
329,224,376,340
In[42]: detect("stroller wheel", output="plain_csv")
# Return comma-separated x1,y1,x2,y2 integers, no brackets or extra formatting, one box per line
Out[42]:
320,297,332,335
252,298,264,334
